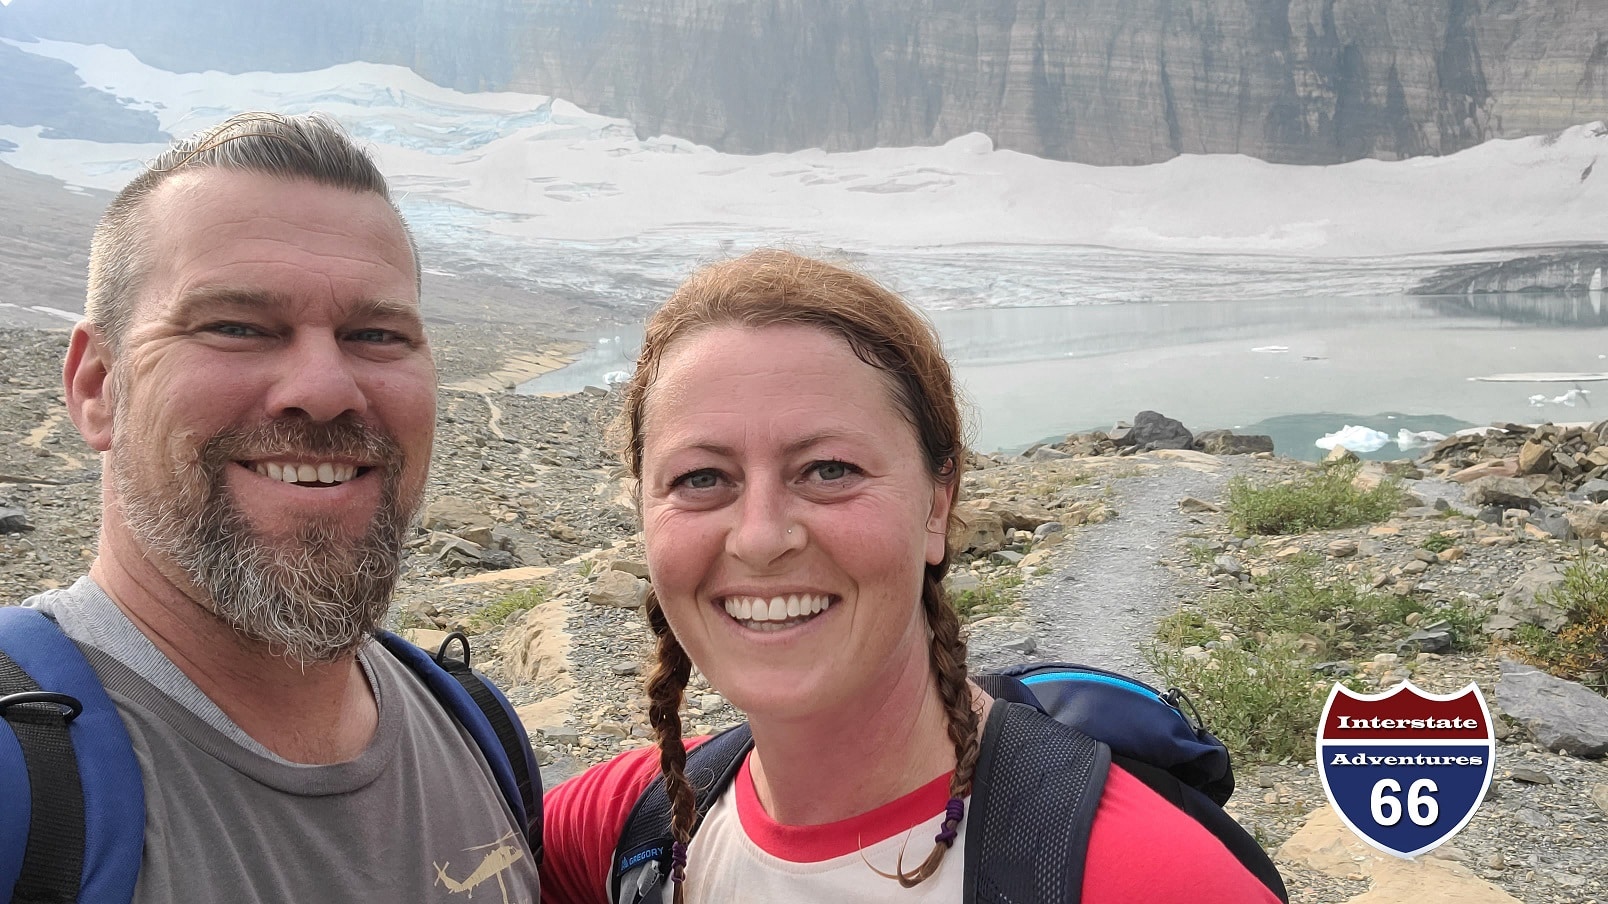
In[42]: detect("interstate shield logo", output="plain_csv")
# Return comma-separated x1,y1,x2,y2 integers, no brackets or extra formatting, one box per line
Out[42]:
1317,681,1494,859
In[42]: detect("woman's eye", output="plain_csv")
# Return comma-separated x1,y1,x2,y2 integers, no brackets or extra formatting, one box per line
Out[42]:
811,460,855,481
675,469,721,490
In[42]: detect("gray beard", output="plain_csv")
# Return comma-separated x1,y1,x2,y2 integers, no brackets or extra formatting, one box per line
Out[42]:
112,417,415,665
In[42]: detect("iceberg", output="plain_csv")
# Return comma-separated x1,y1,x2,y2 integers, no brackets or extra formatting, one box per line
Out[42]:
1396,429,1447,451
1315,425,1389,453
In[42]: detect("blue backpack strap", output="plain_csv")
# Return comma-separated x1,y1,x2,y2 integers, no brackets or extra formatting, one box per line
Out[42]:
965,701,1109,904
609,723,753,904
0,606,144,904
375,631,543,859
990,662,1233,804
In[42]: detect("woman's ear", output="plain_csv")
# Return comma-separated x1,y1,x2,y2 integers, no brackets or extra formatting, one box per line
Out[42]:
65,322,115,452
925,476,956,566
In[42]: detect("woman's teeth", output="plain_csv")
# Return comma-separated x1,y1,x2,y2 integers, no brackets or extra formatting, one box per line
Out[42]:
249,461,358,485
722,594,833,630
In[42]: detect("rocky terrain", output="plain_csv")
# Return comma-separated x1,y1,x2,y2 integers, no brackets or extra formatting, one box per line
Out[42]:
3,328,1606,903
9,0,1608,166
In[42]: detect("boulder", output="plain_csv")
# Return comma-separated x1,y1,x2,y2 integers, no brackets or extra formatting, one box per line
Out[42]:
1448,459,1518,483
1577,478,1608,503
1464,477,1540,511
1031,521,1065,546
0,506,30,533
974,498,1057,531
589,569,649,609
1278,806,1523,903
1194,430,1274,455
1484,564,1571,635
1495,660,1608,757
1323,446,1359,465
1517,440,1554,476
949,503,1007,555
422,496,495,533
1566,504,1608,540
1118,410,1193,451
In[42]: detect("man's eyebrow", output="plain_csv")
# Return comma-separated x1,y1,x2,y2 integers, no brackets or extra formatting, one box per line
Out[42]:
168,288,422,326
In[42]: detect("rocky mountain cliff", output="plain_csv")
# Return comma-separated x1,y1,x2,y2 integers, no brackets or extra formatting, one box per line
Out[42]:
5,0,1607,165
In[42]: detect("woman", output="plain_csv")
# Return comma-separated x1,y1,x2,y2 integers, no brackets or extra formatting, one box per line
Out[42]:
540,250,1281,903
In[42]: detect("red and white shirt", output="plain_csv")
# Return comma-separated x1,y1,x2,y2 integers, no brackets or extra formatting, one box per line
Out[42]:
540,739,1281,903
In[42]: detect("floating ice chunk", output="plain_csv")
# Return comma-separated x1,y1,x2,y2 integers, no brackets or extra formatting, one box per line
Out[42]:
1396,429,1447,451
1251,345,1289,353
598,337,612,345
1553,388,1591,406
602,370,631,386
1529,394,1549,407
1315,425,1389,453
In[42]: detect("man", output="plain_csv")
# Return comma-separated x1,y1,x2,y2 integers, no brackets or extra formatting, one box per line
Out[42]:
6,113,539,902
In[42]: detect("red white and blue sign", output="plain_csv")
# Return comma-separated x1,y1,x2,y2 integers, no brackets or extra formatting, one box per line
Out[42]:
1317,681,1494,859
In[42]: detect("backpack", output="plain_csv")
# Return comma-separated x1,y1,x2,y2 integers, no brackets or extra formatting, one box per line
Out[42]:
609,662,1288,904
0,606,542,904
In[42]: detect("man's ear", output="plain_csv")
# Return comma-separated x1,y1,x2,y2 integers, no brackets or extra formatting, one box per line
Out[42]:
65,322,115,452
924,476,957,567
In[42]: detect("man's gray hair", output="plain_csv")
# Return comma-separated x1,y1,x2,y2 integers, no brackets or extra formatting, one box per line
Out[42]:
86,111,419,348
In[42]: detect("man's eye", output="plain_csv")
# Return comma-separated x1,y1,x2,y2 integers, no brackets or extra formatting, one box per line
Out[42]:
207,323,262,338
348,328,401,343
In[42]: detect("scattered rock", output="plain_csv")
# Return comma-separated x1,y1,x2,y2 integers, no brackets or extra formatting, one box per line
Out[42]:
1114,410,1193,451
1495,659,1608,757
0,506,30,533
588,569,649,609
1328,539,1359,558
1178,496,1220,514
1507,767,1553,785
1464,477,1540,511
1193,430,1274,456
1484,564,1570,635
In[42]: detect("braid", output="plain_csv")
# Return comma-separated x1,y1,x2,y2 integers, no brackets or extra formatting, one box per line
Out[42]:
644,591,696,904
869,566,981,887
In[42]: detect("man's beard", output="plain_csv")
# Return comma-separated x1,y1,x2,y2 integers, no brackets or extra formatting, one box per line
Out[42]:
112,416,418,665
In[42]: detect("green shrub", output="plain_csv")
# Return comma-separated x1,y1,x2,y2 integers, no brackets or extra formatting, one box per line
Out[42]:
1226,462,1408,535
473,586,547,629
1420,533,1456,554
1147,641,1331,763
1520,556,1608,694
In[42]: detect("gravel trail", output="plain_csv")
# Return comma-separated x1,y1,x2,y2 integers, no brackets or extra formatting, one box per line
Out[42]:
969,458,1238,681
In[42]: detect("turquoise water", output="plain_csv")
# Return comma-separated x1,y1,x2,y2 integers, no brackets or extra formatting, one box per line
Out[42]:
520,293,1608,459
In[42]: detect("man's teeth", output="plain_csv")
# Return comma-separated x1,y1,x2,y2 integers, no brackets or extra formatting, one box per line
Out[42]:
722,594,832,626
250,461,358,485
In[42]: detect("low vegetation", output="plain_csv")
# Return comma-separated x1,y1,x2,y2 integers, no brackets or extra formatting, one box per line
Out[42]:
1516,554,1608,694
1150,560,1488,762
949,570,1022,620
472,585,548,630
1225,461,1408,535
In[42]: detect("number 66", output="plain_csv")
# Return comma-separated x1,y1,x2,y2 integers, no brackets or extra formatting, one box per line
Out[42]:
1370,778,1439,826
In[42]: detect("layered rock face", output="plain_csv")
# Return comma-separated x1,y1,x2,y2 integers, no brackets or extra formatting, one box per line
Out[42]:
7,0,1608,165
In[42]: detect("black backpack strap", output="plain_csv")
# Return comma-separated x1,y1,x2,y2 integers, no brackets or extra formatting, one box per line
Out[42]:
0,647,85,904
375,631,544,862
610,723,753,904
1111,755,1289,903
965,701,1109,904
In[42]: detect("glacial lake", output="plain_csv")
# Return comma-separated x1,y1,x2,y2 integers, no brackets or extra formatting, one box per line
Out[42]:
519,293,1608,460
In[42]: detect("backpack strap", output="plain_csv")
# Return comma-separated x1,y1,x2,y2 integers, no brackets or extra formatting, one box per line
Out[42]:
964,701,1109,904
0,606,144,904
375,631,543,862
609,723,753,904
1109,755,1288,902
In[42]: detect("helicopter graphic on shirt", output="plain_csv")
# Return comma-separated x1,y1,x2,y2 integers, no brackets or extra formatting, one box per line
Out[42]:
434,831,527,903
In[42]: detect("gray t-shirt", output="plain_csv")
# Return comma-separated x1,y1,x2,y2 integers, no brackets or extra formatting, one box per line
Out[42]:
25,578,539,904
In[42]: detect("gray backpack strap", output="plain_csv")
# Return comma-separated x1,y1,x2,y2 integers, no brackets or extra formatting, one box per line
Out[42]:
964,701,1110,904
609,724,753,904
